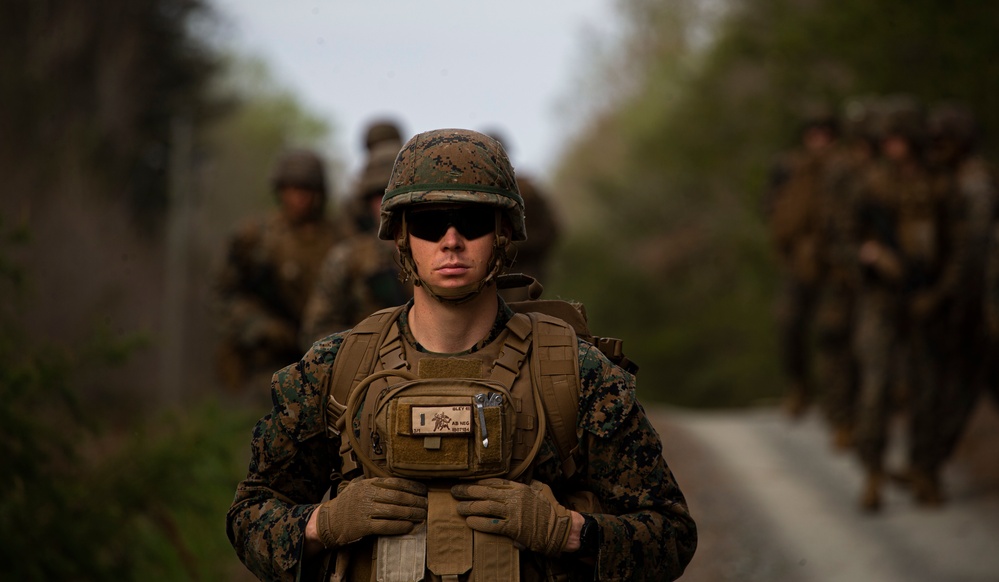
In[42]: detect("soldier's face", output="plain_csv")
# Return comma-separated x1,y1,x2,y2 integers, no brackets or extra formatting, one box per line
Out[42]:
803,127,834,153
406,206,496,290
280,187,321,223
881,135,911,162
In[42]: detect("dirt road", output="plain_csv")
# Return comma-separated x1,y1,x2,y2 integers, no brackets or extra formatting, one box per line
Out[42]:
649,399,999,582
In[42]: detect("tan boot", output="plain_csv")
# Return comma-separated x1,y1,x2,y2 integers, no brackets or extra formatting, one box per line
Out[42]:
860,471,883,513
830,425,854,451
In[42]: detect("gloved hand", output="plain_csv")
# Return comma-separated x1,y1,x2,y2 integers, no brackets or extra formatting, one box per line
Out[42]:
451,478,572,556
316,477,428,549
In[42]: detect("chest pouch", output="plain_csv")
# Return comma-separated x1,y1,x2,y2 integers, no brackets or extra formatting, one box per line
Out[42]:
374,378,515,479
343,370,517,480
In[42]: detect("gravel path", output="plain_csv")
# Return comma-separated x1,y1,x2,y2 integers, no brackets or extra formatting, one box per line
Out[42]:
650,398,999,582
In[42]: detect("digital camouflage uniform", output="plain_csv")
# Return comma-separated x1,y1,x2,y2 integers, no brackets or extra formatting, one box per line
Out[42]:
216,150,340,394
850,97,959,508
226,300,696,581
227,129,696,581
766,124,836,417
299,234,411,347
920,103,998,476
813,99,878,446
299,136,410,348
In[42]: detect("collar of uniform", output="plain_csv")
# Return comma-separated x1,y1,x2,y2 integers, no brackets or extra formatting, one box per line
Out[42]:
396,297,514,355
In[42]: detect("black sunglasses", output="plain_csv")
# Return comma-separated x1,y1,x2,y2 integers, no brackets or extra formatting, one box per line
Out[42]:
406,207,496,242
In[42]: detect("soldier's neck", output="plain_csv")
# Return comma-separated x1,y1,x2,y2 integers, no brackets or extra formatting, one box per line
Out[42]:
408,289,498,354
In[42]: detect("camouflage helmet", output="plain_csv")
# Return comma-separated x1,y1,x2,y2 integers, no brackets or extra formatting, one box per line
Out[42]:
796,102,839,140
364,119,404,151
270,148,327,194
378,128,526,242
876,94,925,143
841,95,883,141
927,101,979,147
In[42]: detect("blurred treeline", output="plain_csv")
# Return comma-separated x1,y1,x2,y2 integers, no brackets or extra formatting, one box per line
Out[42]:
549,0,999,407
1,1,332,579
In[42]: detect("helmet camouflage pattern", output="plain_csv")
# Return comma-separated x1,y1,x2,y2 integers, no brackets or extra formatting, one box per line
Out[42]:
378,128,526,242
876,94,925,143
271,148,327,194
928,101,979,147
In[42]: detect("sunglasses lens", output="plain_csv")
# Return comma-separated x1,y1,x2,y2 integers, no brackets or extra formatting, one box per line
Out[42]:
455,208,496,239
407,211,450,241
407,208,495,241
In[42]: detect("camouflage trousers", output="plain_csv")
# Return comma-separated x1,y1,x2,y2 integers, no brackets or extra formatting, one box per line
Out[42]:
814,280,858,431
853,290,972,475
774,276,820,401
913,299,988,473
905,310,952,475
852,291,905,472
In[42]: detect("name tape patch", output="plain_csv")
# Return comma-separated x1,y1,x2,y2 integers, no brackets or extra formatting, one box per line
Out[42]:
411,405,473,435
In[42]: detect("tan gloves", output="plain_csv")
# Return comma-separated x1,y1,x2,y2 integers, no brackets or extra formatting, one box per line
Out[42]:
451,478,572,556
315,476,572,556
315,477,428,549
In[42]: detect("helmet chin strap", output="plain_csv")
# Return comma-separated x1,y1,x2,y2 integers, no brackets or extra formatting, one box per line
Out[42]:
397,212,509,306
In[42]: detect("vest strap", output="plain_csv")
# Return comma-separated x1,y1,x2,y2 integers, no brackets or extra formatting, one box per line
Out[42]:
426,487,472,579
470,531,519,582
489,313,533,388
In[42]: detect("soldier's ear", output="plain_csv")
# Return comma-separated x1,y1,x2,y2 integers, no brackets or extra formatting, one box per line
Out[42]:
395,215,410,251
496,213,512,246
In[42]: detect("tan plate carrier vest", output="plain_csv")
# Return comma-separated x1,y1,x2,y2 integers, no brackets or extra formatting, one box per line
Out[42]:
321,305,584,582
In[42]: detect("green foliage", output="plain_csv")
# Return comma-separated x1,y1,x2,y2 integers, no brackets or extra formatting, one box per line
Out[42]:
0,225,256,580
552,0,999,407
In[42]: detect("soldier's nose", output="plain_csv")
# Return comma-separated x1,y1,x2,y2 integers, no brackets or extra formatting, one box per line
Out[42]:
440,226,465,249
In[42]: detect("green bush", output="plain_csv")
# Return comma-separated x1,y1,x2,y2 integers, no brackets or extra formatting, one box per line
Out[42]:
0,223,256,580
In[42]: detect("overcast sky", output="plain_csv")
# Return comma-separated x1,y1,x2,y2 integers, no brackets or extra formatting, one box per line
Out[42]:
210,0,620,187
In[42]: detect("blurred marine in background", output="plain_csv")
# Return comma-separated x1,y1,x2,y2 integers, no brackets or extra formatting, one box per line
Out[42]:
813,96,880,450
917,102,998,498
214,148,340,395
300,119,412,348
850,95,958,511
765,107,839,419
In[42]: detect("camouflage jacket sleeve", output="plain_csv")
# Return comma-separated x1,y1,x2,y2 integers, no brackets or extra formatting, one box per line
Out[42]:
226,336,344,581
574,341,697,581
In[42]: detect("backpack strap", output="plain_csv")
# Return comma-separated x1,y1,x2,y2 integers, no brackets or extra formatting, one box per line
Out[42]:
526,312,582,480
323,306,406,477
323,306,406,438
